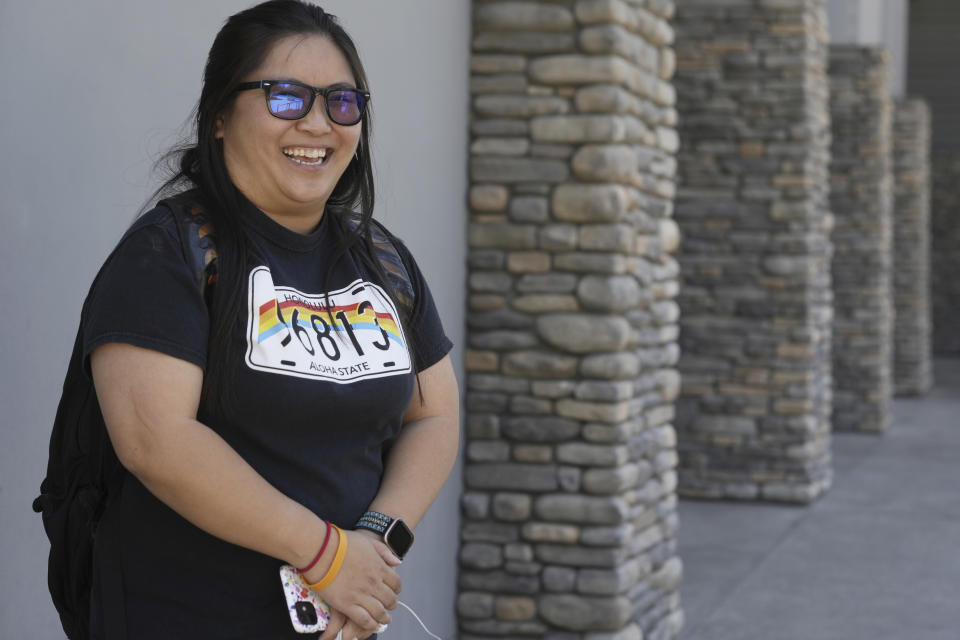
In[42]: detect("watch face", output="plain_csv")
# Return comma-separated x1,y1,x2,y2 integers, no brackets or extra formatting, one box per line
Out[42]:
385,520,414,559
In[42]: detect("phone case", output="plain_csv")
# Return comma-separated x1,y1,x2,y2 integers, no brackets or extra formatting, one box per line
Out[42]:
279,564,332,633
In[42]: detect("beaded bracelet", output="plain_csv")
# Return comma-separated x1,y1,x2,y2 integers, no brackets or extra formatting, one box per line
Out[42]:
306,524,348,591
298,521,332,574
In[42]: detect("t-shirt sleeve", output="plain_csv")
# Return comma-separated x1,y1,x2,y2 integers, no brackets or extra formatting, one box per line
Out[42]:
82,212,209,374
394,240,453,373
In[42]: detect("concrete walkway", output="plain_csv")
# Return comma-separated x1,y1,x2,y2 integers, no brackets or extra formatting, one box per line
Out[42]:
677,359,960,640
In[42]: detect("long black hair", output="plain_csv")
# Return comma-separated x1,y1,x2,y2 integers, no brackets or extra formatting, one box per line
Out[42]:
156,0,408,418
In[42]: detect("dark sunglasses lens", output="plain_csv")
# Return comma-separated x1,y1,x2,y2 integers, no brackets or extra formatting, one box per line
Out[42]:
267,83,312,119
327,90,364,125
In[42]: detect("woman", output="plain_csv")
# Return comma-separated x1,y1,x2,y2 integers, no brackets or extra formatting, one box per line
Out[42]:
84,1,459,638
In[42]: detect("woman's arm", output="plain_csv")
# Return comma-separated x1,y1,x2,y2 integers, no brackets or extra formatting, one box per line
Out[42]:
367,354,461,528
322,353,460,640
90,342,399,634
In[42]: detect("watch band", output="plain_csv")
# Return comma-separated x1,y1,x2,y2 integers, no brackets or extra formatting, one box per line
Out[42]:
355,510,415,560
355,510,392,535
359,510,391,525
355,519,387,535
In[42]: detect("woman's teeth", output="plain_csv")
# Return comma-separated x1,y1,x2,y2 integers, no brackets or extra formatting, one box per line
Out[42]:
283,148,327,164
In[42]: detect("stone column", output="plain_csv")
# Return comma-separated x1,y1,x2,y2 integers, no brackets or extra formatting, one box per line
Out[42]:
461,1,684,638
892,98,933,395
829,46,894,432
672,0,833,503
931,151,960,355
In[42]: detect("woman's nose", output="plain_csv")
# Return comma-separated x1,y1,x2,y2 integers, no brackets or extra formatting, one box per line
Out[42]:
296,96,333,133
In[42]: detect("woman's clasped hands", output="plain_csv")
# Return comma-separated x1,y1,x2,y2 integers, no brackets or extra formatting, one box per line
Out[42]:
304,526,402,640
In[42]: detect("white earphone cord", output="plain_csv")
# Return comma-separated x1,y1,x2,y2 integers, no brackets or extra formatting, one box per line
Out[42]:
396,600,444,640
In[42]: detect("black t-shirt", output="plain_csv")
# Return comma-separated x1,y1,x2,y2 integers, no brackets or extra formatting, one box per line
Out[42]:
84,201,452,638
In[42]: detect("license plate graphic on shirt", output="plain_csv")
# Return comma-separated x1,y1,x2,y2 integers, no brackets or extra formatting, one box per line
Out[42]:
245,266,411,382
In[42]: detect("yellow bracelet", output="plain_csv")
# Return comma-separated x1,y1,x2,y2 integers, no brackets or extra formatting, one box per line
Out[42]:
306,524,348,591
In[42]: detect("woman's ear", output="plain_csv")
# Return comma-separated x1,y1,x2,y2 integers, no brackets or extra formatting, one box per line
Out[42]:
214,114,225,140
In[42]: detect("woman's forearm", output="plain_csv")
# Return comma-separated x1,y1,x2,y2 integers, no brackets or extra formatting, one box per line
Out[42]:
365,355,461,528
91,342,325,569
113,407,400,631
126,414,326,569
93,340,405,634
367,414,460,528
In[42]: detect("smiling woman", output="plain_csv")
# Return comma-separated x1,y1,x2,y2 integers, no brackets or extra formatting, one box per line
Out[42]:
216,35,365,233
33,2,460,639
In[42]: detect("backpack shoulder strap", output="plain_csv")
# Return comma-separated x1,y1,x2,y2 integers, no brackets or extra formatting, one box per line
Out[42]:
158,195,219,304
344,213,415,322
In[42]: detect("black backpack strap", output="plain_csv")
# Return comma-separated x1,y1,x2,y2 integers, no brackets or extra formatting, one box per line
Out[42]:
344,214,415,322
161,196,219,305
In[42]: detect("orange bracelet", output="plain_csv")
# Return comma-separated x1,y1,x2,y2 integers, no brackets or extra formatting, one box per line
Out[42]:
305,524,348,591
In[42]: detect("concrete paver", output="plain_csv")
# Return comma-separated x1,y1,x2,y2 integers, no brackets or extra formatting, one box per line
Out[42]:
678,359,960,640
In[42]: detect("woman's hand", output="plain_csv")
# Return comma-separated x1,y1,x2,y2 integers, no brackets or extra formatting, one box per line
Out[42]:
319,607,375,640
306,528,402,638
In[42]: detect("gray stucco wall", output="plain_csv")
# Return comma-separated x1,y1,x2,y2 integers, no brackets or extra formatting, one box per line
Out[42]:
0,2,468,638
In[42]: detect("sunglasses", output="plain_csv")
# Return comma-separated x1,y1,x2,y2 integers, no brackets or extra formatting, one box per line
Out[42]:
234,80,370,125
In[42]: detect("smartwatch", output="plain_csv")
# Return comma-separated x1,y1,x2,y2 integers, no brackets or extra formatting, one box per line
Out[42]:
355,511,415,560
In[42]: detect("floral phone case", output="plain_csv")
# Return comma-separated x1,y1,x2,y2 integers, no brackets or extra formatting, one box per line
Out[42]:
279,564,332,633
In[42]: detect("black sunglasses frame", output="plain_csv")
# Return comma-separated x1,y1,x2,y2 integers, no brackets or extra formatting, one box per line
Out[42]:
234,80,370,125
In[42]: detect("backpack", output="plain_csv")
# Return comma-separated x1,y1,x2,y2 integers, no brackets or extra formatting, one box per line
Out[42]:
32,196,414,639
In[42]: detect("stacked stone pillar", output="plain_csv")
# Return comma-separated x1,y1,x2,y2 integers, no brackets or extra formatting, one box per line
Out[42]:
461,1,684,638
892,99,933,395
828,46,894,432
672,0,833,502
931,151,960,355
